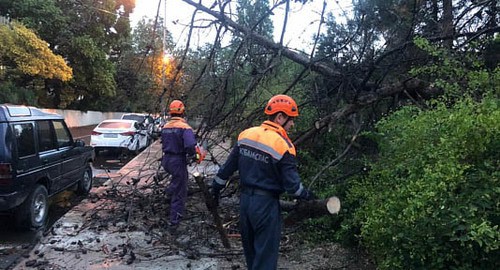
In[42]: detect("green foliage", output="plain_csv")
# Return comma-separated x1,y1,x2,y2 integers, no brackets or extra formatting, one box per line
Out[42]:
122,17,178,113
0,0,67,44
0,21,72,81
411,36,500,100
299,180,348,243
236,0,273,38
0,81,37,104
346,95,499,269
202,0,277,127
0,0,134,109
66,35,116,109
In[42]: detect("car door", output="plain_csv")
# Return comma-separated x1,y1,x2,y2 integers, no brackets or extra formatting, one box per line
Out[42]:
35,120,63,192
52,120,81,189
12,121,60,195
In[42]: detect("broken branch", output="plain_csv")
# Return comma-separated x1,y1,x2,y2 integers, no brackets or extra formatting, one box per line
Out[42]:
193,172,231,248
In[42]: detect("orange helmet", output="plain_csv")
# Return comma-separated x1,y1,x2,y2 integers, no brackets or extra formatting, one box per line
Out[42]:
169,100,185,115
264,94,299,117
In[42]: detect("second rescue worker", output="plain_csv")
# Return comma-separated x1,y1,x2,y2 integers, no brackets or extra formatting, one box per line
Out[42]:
161,100,196,232
211,94,316,270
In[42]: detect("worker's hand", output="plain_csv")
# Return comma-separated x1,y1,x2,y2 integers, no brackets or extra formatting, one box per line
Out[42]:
210,179,224,207
299,188,316,201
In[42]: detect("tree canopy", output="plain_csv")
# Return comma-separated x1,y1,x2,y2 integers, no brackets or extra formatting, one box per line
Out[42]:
0,21,72,81
0,0,135,109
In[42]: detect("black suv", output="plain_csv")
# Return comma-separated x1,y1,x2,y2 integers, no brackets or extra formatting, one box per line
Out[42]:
0,104,94,229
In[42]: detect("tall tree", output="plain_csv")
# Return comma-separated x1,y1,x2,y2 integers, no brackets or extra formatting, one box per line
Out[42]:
0,0,67,45
0,0,135,109
53,0,134,110
108,16,180,113
0,20,72,104
0,21,72,81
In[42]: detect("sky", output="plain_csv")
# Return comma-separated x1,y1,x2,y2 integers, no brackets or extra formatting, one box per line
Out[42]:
129,0,353,52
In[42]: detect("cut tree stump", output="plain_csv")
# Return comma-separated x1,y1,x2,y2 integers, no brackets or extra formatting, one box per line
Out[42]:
281,196,341,225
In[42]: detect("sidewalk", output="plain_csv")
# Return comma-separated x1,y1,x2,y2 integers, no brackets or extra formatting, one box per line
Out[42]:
12,141,231,270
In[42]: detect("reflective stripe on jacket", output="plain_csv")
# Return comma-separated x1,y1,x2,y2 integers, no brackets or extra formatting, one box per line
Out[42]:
161,117,196,157
216,120,305,197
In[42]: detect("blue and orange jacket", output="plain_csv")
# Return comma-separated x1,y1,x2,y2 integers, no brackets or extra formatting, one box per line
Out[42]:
215,120,305,197
161,117,196,158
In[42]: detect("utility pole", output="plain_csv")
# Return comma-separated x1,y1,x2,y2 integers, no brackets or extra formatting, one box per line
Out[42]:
161,0,168,118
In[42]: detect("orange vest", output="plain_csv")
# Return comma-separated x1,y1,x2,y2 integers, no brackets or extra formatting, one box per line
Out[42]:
238,120,296,159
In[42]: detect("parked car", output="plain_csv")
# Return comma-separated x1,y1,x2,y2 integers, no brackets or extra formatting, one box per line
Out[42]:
90,119,150,155
0,104,94,229
121,113,154,134
152,116,166,138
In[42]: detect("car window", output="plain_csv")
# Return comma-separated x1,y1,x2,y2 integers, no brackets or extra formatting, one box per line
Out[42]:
98,122,133,129
13,123,36,158
122,115,145,123
37,120,57,152
53,121,72,148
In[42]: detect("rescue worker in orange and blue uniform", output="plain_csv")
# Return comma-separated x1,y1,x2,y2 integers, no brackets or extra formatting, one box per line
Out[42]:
211,94,316,270
161,100,196,231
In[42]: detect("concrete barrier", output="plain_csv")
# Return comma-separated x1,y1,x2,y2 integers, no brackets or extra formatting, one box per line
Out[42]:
39,108,202,129
41,109,129,127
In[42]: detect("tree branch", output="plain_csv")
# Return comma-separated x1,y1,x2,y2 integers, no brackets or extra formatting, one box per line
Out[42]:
181,0,343,78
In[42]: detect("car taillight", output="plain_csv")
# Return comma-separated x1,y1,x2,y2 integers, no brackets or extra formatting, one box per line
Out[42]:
121,131,135,136
91,131,102,136
0,163,12,186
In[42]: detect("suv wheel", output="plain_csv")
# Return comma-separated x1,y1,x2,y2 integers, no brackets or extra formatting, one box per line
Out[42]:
76,165,93,195
16,184,49,229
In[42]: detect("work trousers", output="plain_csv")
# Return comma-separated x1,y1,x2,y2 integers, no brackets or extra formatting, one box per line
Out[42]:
240,192,282,270
162,156,188,225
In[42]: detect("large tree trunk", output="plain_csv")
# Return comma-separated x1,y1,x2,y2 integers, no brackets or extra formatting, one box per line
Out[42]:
442,0,454,49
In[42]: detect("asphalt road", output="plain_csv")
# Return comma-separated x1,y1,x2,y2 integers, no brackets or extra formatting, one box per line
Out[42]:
0,125,136,270
69,125,137,179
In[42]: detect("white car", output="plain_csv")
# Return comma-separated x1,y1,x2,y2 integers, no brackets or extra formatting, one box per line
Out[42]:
90,119,150,155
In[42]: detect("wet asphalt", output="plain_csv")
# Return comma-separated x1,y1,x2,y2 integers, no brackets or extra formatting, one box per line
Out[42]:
0,125,136,270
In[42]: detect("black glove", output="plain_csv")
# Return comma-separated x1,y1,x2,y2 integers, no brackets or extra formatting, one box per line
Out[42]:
299,188,316,201
210,179,224,207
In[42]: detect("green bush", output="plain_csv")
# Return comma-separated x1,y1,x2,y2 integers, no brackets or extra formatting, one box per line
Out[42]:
347,96,499,269
0,81,37,105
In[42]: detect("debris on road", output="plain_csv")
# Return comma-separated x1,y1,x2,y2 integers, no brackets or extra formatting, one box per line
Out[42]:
12,141,374,270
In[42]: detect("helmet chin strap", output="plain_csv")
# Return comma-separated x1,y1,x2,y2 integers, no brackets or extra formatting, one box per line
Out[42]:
279,113,291,128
